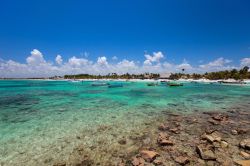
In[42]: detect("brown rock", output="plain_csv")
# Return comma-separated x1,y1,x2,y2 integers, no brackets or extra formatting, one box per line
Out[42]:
170,128,180,134
158,124,169,131
153,158,163,165
157,132,174,146
174,156,189,165
196,146,216,160
131,156,145,166
208,119,220,125
202,134,215,143
212,114,228,121
237,128,248,134
210,131,221,142
234,160,250,166
240,139,250,150
240,151,250,159
140,150,159,162
221,141,229,148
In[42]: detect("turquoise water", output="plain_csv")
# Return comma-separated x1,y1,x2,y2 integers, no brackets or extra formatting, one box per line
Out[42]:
0,80,250,165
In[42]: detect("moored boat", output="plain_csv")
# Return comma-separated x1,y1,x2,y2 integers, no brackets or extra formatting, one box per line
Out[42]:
147,82,159,86
91,82,109,86
167,82,184,87
108,83,123,88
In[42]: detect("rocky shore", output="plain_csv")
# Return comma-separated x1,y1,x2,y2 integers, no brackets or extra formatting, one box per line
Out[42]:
51,107,250,166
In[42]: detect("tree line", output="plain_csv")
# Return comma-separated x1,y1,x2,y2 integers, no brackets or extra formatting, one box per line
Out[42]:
62,66,250,80
169,66,250,80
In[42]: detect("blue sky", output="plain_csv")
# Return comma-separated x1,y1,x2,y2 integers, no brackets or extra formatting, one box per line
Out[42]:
0,0,250,77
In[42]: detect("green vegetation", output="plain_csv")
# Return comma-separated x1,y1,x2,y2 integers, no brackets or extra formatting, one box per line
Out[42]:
63,66,250,80
169,66,250,80
64,73,160,79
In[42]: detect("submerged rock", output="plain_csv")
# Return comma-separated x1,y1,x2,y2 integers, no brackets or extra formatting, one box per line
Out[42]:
234,160,250,166
174,156,189,165
140,150,159,162
157,132,174,146
240,139,250,150
131,156,145,166
240,151,250,159
196,145,216,160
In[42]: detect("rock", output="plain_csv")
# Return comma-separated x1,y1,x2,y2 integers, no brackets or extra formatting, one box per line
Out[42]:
170,128,180,134
202,132,221,143
158,124,169,131
174,156,189,165
153,158,163,165
196,145,216,160
202,134,215,143
131,156,145,166
231,129,238,135
157,132,174,146
239,139,250,150
208,119,220,125
212,114,228,121
140,150,159,162
234,160,250,166
237,128,248,134
221,141,229,148
210,131,221,142
240,151,250,159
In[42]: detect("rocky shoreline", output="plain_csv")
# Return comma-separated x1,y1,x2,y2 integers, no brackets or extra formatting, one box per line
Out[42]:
51,107,250,166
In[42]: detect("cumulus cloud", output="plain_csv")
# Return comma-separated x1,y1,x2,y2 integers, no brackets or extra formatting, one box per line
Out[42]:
97,56,108,66
68,56,91,67
240,58,250,67
144,51,164,65
199,57,233,71
55,55,63,65
26,49,46,65
0,49,247,78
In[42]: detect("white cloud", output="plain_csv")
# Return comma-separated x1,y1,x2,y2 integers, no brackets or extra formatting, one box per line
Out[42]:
0,49,248,78
144,51,164,65
26,49,45,65
97,56,108,66
240,58,250,67
199,57,233,71
55,55,63,65
68,56,91,67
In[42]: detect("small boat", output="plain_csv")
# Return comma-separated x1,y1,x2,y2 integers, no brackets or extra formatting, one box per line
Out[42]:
91,82,109,86
69,79,81,83
218,81,246,85
147,82,159,86
167,82,184,87
108,83,123,88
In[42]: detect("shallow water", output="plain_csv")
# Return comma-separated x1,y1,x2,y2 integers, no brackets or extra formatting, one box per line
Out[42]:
0,80,250,165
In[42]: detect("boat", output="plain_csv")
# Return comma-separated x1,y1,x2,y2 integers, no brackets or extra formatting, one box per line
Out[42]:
167,82,184,87
108,83,123,88
69,79,81,83
218,81,246,85
91,82,109,86
147,82,159,86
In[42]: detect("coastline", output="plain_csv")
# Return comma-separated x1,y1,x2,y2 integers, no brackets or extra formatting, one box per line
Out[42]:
51,104,250,166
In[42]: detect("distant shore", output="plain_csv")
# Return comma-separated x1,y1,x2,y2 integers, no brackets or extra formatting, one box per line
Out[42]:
1,78,250,84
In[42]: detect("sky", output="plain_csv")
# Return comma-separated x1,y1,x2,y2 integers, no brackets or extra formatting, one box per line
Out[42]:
0,0,250,77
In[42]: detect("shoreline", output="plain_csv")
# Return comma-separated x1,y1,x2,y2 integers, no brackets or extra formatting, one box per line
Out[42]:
48,104,250,166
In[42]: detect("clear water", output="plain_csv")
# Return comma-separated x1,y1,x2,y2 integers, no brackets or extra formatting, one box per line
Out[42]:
0,80,250,165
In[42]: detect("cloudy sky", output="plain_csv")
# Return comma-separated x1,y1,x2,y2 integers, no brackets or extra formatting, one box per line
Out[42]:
0,0,250,78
